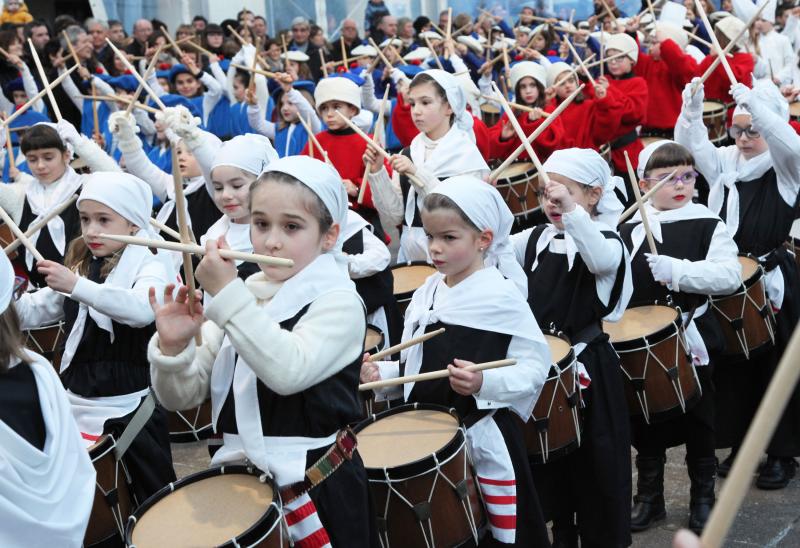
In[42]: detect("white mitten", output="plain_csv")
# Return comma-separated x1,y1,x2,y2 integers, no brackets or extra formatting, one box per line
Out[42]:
107,111,138,138
681,77,704,120
55,119,81,145
645,253,675,286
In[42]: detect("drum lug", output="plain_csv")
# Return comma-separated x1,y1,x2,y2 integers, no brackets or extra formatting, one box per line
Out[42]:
534,417,549,433
412,501,433,522
104,487,119,507
455,479,469,501
665,367,679,381
566,391,580,408
376,516,388,534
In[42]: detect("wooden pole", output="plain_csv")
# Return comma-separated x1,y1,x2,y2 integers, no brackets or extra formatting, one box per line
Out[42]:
160,26,184,59
617,169,678,224
61,30,81,67
694,0,738,85
319,48,328,77
0,206,44,262
367,327,446,361
4,123,14,171
340,36,348,69
624,151,657,255
358,85,390,205
1,65,79,127
360,359,516,390
28,39,62,122
106,38,166,110
4,196,78,255
423,36,444,70
564,37,597,87
90,80,99,138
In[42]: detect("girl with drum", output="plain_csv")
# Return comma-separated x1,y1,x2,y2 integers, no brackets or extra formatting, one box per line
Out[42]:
0,251,96,547
0,122,120,288
364,69,489,262
149,156,377,547
509,149,633,548
361,176,552,547
676,79,800,489
13,173,177,503
619,140,741,535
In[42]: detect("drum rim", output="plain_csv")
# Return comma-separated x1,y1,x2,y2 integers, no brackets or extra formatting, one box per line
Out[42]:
88,433,115,460
353,402,467,481
606,303,682,351
543,332,575,371
390,261,437,299
124,465,282,548
495,161,537,184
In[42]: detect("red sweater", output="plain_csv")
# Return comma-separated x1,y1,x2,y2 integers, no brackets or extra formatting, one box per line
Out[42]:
635,39,699,131
487,106,565,162
606,74,648,173
546,84,622,150
697,52,754,123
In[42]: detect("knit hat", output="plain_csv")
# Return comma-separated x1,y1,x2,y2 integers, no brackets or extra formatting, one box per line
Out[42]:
546,61,573,87
655,22,688,49
314,76,361,113
716,15,746,45
605,32,639,63
510,60,547,89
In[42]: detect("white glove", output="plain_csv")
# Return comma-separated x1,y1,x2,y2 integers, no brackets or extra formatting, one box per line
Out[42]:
390,68,409,84
55,119,81,145
729,82,751,109
239,43,256,66
107,111,138,138
156,105,200,136
645,253,674,286
681,77,704,119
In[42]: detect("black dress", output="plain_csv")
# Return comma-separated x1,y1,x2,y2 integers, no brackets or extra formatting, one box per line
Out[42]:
0,360,46,451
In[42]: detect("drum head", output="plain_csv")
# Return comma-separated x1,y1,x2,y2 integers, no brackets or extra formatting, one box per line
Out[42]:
498,161,536,180
738,256,759,280
544,334,571,364
480,104,500,114
131,473,274,547
603,305,677,343
357,409,459,468
702,100,724,113
392,264,436,295
365,327,383,350
791,102,800,118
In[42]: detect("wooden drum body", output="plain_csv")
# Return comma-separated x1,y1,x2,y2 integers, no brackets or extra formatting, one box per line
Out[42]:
125,466,288,548
0,222,16,259
23,321,65,371
86,434,135,547
789,101,800,123
480,103,501,127
166,399,214,443
604,305,700,424
494,161,540,221
354,404,485,548
391,262,436,316
702,100,727,145
522,333,582,463
710,256,775,358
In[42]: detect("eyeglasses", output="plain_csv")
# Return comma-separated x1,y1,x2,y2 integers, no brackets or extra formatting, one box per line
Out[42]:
729,125,760,139
644,170,698,186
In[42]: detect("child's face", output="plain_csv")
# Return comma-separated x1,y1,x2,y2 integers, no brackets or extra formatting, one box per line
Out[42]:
267,43,281,60
25,147,69,184
553,71,578,99
731,114,768,160
606,48,633,77
421,208,492,287
408,82,453,139
79,199,136,257
12,90,26,106
642,165,696,211
232,77,246,102
249,182,339,282
280,93,300,122
540,173,601,230
157,77,170,94
530,34,546,51
210,166,255,222
7,39,22,56
176,141,201,179
318,101,357,130
207,33,224,48
174,72,201,97
517,76,540,105
5,0,20,13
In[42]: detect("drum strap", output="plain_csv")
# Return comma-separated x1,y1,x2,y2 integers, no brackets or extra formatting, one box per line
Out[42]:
113,392,155,461
572,322,603,346
610,130,638,150
279,428,357,504
760,246,787,273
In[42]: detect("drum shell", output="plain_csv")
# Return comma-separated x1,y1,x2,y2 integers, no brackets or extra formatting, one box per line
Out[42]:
354,403,486,547
86,435,135,547
391,262,436,316
702,101,727,145
166,399,213,443
494,162,540,219
0,222,16,259
23,322,65,371
480,104,501,127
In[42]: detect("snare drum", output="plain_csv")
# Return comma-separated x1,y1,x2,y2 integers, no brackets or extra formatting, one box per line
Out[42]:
480,103,501,127
494,161,540,220
364,324,385,354
23,321,65,370
391,262,436,315
702,100,727,145
789,102,800,123
354,404,486,547
604,305,700,424
125,466,288,548
522,333,582,463
166,399,213,443
0,222,16,259
710,256,775,358
85,434,135,547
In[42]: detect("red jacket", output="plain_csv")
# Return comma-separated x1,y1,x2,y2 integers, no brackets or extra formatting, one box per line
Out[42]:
635,39,699,131
487,105,565,163
606,74,648,173
546,83,622,150
697,52,754,123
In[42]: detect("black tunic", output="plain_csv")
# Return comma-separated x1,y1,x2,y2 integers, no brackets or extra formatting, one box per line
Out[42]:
17,194,81,288
160,187,221,248
0,360,45,450
523,225,632,548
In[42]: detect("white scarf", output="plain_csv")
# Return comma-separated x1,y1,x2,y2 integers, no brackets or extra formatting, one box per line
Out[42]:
706,147,773,238
201,216,253,256
155,175,206,227
341,209,371,243
24,167,83,269
628,202,722,258
0,354,96,548
402,267,547,417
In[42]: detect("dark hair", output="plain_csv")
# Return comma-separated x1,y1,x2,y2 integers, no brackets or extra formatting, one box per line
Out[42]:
642,142,695,178
0,29,20,51
413,16,431,35
20,125,67,154
714,28,738,52
108,19,123,29
250,171,334,232
422,193,480,232
151,19,168,33
514,78,546,108
24,19,51,38
0,305,28,373
53,15,78,35
409,73,455,125
192,15,208,24
530,25,557,52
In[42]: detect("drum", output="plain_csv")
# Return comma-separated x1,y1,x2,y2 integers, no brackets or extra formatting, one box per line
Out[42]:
480,103,501,127
166,399,213,443
23,321,65,370
125,465,288,548
599,142,611,166
364,324,385,355
789,101,800,123
0,221,16,259
85,434,135,547
494,161,540,220
604,305,700,424
702,100,727,145
391,262,436,315
13,275,26,299
521,333,582,463
354,404,486,547
709,256,775,358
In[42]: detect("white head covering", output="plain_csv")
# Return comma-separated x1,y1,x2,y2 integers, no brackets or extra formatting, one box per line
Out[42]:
733,0,776,24
716,16,746,44
732,80,790,122
605,32,639,63
509,60,547,90
0,251,12,314
314,76,362,113
660,1,688,25
546,61,572,87
414,69,473,132
655,22,689,49
430,176,528,295
210,134,279,177
636,138,675,178
543,148,626,228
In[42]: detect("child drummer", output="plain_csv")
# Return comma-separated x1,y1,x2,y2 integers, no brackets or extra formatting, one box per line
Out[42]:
619,140,741,535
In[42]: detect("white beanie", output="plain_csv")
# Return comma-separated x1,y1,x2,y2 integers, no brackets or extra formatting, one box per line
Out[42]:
716,16,746,45
655,22,688,49
351,44,377,57
546,61,573,87
314,76,361,113
281,50,310,62
510,61,547,90
605,32,639,63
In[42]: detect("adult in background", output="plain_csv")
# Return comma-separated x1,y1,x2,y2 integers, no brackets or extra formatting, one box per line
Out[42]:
289,17,322,80
126,18,152,57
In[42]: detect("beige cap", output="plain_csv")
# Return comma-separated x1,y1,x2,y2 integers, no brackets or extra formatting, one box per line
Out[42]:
314,76,361,113
510,61,547,89
605,32,639,63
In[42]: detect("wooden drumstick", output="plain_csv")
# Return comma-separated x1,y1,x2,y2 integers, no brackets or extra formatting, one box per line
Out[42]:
125,47,163,116
319,49,328,77
4,196,78,255
617,169,678,225
98,233,293,266
599,29,605,78
0,65,79,128
28,39,62,122
701,323,800,547
0,206,44,262
160,26,184,59
360,358,516,391
4,123,14,171
564,37,596,88
340,36,348,69
491,82,549,183
423,36,445,70
149,218,181,241
106,39,167,110
624,151,657,255
693,0,738,86
334,111,426,189
359,85,390,205
296,114,331,166
367,327,446,362
61,30,82,68
90,80,100,138
480,94,536,113
230,63,278,79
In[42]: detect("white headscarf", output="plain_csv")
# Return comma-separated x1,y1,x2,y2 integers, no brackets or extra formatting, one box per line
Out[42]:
206,134,279,196
415,69,473,132
636,138,674,178
543,148,626,228
0,251,12,314
429,176,528,296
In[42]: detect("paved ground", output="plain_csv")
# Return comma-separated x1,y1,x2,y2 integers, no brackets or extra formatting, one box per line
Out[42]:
169,441,800,547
